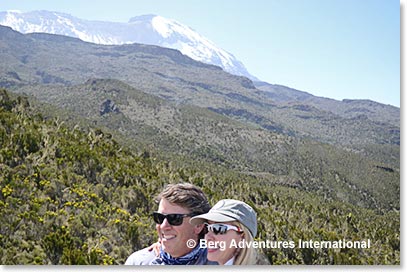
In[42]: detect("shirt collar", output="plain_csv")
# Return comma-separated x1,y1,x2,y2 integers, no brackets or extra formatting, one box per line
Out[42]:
224,257,235,265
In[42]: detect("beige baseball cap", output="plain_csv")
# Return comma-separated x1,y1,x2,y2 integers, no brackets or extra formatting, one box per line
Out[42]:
190,199,257,237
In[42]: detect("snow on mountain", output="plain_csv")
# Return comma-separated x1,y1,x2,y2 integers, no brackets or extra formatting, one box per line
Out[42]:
0,10,257,80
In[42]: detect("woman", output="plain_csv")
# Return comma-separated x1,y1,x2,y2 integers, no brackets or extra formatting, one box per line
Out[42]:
190,199,266,265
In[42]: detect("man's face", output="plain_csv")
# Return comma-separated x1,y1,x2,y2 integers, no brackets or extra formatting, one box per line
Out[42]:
156,198,202,257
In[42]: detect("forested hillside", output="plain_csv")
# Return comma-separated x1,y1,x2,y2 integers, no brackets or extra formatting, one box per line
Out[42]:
12,79,400,211
0,90,400,264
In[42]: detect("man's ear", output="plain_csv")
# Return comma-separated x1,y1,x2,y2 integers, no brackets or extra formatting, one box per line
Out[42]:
194,223,204,235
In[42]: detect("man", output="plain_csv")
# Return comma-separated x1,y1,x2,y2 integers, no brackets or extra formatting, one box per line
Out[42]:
125,183,216,265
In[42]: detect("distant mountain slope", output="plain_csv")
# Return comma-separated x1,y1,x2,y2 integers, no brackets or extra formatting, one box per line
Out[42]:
0,10,256,80
13,79,400,211
0,26,399,156
255,81,400,127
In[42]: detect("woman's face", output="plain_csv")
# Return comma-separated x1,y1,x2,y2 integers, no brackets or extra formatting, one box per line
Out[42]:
205,220,243,265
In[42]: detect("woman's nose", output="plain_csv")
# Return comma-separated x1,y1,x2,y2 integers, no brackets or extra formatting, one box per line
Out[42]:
205,231,215,240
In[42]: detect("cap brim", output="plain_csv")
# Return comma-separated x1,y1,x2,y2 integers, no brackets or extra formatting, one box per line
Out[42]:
190,212,236,225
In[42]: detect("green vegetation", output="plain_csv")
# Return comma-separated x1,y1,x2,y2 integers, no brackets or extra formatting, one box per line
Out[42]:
0,89,400,264
13,79,399,211
0,26,400,265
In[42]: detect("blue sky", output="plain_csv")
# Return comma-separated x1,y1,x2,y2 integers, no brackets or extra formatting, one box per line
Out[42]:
1,0,401,107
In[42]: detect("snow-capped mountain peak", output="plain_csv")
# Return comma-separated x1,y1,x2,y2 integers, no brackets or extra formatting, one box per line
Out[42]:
151,15,178,38
0,10,257,80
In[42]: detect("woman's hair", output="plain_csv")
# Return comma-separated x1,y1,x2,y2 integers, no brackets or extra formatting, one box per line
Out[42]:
233,222,270,265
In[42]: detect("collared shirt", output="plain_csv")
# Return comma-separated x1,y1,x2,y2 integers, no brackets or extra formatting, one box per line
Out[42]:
224,257,235,265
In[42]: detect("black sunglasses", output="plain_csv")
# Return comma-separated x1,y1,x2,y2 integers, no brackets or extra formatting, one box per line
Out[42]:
152,212,196,226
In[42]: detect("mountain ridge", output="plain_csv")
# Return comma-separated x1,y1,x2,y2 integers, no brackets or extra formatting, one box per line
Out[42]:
0,10,256,80
255,81,400,127
0,25,399,152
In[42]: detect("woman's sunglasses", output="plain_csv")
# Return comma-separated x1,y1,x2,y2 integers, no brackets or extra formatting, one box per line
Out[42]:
204,223,243,235
152,212,195,226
